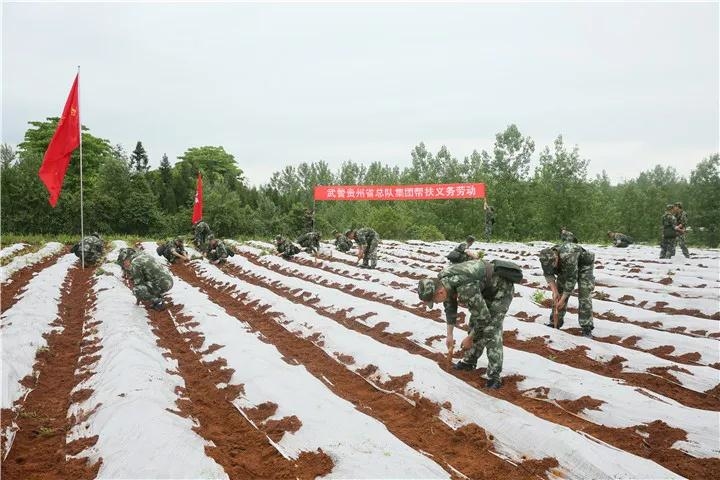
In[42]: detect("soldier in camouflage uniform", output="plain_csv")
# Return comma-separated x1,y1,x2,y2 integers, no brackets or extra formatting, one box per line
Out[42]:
607,231,633,248
275,235,301,260
206,235,232,264
333,230,353,253
71,232,104,267
347,227,379,269
159,237,190,264
660,204,679,259
304,208,315,233
117,247,173,311
559,226,578,243
483,199,495,242
417,259,522,389
193,220,212,252
446,235,479,264
296,231,322,254
538,243,595,337
674,202,690,258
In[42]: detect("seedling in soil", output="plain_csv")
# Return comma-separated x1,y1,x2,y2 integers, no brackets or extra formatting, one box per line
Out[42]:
260,249,271,257
667,270,675,276
594,290,610,300
36,346,49,355
532,290,546,304
18,410,38,419
547,355,557,361
37,426,55,438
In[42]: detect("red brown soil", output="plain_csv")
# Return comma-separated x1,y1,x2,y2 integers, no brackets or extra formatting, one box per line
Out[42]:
1,264,100,480
147,304,333,478
1,248,69,314
658,277,674,285
555,395,605,414
650,301,720,320
212,259,716,478
334,352,356,365
172,262,552,479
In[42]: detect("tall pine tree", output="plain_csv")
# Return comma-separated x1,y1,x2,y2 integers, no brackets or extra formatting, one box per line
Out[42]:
130,141,149,173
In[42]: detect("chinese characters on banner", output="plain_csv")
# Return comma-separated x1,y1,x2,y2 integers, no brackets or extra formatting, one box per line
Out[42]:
313,183,486,201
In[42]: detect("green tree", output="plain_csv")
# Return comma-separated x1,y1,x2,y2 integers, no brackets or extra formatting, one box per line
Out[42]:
129,141,149,173
688,153,720,247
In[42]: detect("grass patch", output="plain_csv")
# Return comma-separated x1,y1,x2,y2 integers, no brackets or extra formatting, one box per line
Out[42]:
37,426,55,438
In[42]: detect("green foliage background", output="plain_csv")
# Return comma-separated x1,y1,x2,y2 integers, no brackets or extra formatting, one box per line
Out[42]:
2,120,718,246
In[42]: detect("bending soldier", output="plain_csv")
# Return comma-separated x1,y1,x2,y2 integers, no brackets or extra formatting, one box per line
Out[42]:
333,230,353,253
607,231,633,248
193,220,212,252
71,232,104,267
538,243,595,337
117,247,173,311
275,235,301,259
417,259,522,389
347,227,379,269
159,237,190,264
207,236,232,264
297,231,321,254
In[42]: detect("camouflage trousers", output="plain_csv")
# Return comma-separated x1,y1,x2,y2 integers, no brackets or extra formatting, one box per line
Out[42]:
660,237,677,259
462,277,514,379
133,277,173,304
194,233,209,252
676,234,689,257
362,238,379,268
484,223,493,242
556,264,594,330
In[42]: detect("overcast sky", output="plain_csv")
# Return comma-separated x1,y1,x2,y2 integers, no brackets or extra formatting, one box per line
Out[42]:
2,1,718,186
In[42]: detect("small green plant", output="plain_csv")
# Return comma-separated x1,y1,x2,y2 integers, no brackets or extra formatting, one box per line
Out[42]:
532,290,546,304
37,426,55,438
36,346,49,355
667,269,675,276
547,354,557,362
19,410,38,419
595,290,610,300
259,249,271,257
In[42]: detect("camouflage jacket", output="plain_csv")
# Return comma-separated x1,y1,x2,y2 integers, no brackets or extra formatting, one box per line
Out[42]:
334,234,352,252
276,237,301,256
194,221,211,236
547,242,592,294
129,252,173,288
447,242,472,263
72,235,104,257
438,260,521,325
662,213,677,238
613,233,632,245
207,240,229,261
297,231,321,247
485,207,495,225
355,227,378,246
163,239,186,260
675,210,688,230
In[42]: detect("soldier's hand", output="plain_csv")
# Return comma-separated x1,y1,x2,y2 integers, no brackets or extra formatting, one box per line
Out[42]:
446,337,455,350
460,335,473,351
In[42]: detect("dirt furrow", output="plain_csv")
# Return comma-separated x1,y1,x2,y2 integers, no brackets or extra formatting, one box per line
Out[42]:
241,251,720,410
1,249,69,314
218,257,719,480
1,264,99,480
142,300,333,479
171,262,558,480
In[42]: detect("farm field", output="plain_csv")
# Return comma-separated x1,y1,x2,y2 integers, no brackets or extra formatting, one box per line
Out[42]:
1,238,719,479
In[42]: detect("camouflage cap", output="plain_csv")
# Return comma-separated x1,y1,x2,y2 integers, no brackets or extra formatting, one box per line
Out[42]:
116,247,137,266
666,204,674,210
538,247,558,276
174,236,184,244
466,235,476,243
674,201,683,208
417,278,439,307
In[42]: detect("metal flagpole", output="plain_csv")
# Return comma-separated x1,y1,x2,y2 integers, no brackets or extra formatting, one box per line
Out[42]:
78,66,85,269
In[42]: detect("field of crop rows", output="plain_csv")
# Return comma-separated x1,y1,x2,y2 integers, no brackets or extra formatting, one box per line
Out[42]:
1,238,718,479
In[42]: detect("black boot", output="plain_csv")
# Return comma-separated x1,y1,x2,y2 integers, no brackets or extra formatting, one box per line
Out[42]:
152,299,166,311
581,327,593,338
453,360,475,371
485,377,502,389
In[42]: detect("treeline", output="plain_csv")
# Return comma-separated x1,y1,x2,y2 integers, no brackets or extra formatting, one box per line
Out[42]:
2,120,718,246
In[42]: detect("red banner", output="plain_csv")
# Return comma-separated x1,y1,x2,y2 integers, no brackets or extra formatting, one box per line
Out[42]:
314,183,485,201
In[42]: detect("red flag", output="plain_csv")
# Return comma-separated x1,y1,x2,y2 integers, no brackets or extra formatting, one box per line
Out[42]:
192,173,203,224
38,74,80,207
